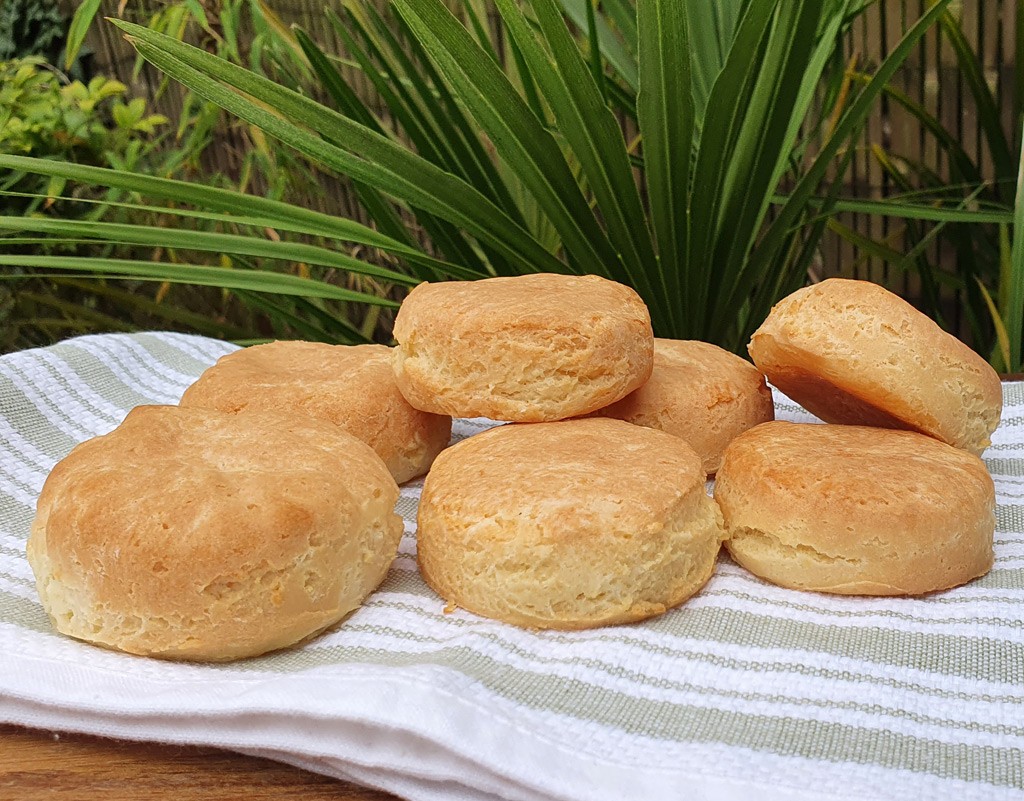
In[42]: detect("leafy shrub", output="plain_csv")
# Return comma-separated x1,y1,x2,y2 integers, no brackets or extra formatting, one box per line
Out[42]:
0,56,168,215
0,0,65,63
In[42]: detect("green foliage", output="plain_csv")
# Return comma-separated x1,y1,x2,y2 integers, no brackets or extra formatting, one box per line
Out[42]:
0,57,168,215
1,3,392,352
3,0,973,355
0,0,65,63
63,0,101,70
828,5,1024,369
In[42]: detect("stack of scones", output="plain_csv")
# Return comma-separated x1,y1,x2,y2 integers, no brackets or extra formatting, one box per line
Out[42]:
26,274,1001,660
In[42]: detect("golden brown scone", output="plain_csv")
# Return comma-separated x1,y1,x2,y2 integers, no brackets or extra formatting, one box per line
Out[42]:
180,341,451,483
594,339,775,475
715,421,995,596
748,278,1002,455
417,418,726,629
392,274,654,422
27,405,403,661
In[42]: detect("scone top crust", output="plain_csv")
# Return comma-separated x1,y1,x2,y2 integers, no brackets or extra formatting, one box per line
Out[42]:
28,405,403,660
182,341,396,415
597,338,775,474
392,274,655,421
715,421,995,595
417,418,726,629
424,417,704,531
180,341,451,483
748,278,1002,454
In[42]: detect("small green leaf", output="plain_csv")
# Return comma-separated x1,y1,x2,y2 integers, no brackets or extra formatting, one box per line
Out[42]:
111,102,132,130
65,0,102,70
44,175,66,202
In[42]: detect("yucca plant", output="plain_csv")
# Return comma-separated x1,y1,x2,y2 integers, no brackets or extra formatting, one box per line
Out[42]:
0,0,977,353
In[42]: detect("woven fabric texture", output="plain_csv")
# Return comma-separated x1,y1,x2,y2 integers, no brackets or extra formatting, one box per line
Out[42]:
0,332,1022,801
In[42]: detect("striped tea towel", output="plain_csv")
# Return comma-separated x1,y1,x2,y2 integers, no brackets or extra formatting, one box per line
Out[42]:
0,332,1022,801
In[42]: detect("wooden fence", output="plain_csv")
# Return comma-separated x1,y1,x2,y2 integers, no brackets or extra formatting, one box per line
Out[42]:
82,0,1019,336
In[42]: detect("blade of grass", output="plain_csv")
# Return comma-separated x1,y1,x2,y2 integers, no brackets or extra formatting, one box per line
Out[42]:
1007,120,1024,370
737,0,955,313
495,0,659,315
383,0,619,277
637,0,692,333
112,19,566,276
0,256,401,306
0,217,417,285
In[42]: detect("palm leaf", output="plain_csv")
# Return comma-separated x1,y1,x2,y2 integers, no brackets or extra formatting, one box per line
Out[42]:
111,19,564,276
0,154,463,276
556,0,638,91
494,0,660,319
735,0,954,317
637,0,692,329
386,0,621,276
1008,120,1024,370
0,256,399,306
0,217,416,285
686,0,781,331
709,1,826,321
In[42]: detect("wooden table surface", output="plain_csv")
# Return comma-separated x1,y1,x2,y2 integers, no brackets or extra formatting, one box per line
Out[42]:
0,724,401,800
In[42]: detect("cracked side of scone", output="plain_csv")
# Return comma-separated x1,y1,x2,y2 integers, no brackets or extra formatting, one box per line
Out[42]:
180,341,451,484
27,405,404,661
416,418,727,629
715,421,995,596
392,274,654,422
748,278,1002,455
594,339,775,475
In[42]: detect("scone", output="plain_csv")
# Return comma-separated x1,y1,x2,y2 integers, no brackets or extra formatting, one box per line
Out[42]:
748,278,1002,454
416,418,726,628
594,338,775,474
715,421,995,595
392,273,654,421
180,341,451,483
27,405,404,661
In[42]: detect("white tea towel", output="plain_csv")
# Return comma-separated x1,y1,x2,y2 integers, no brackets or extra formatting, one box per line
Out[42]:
1,332,1022,801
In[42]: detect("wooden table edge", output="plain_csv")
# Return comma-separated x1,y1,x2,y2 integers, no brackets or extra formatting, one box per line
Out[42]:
0,723,401,800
